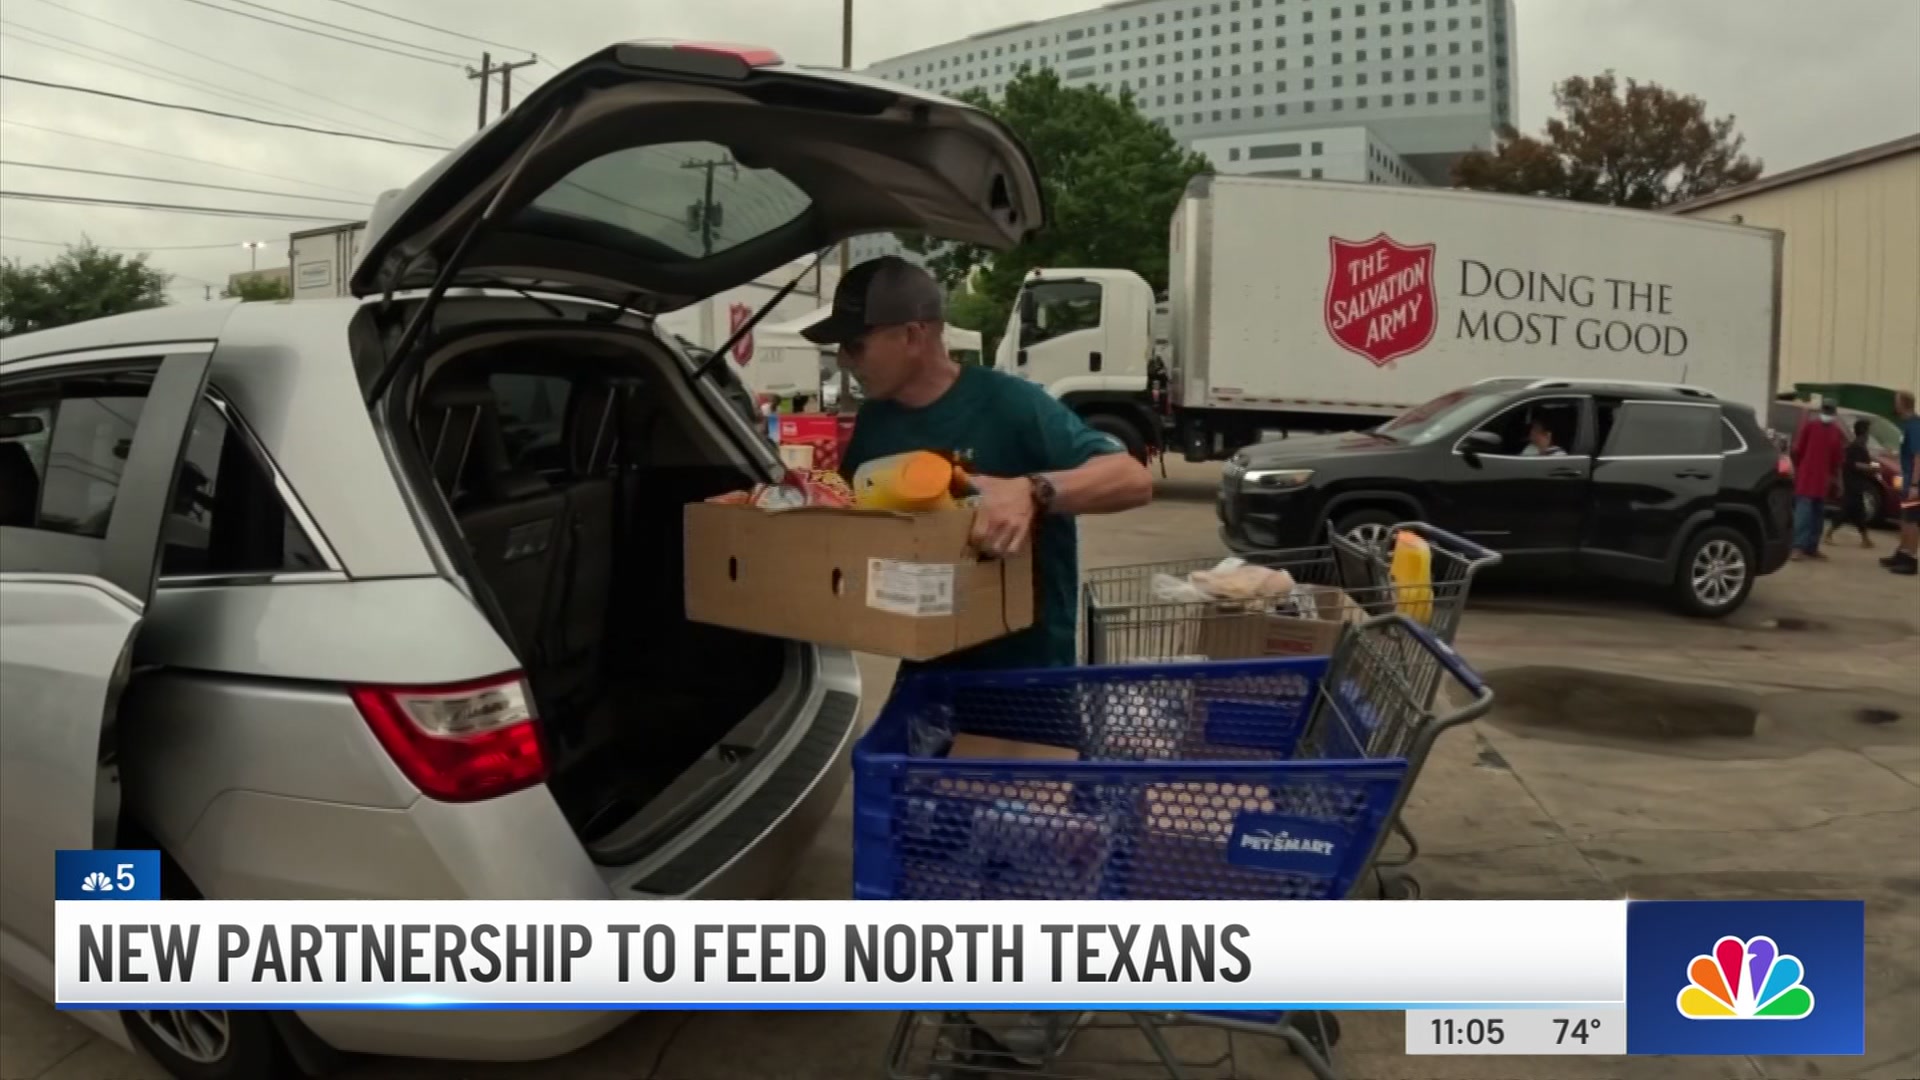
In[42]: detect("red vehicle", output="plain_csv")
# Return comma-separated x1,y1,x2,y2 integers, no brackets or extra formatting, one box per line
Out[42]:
1767,401,1905,524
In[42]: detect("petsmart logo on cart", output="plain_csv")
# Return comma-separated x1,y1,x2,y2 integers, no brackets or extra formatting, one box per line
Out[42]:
1627,900,1862,1055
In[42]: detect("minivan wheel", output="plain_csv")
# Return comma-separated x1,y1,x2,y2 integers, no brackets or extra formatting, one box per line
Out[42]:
124,866,295,1079
1674,526,1754,617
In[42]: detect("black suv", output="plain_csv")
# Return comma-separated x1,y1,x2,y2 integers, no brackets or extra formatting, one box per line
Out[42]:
1218,378,1795,616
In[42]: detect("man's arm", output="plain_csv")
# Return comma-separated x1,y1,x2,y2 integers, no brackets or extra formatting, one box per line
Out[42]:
1038,451,1153,515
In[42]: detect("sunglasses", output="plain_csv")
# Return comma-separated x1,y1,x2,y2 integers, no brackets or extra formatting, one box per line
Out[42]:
840,322,914,359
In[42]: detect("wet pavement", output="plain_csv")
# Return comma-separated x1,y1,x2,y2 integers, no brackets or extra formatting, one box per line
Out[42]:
5,460,1916,1079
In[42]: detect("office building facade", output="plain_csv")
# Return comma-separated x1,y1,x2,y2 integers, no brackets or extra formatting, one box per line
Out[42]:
850,0,1514,266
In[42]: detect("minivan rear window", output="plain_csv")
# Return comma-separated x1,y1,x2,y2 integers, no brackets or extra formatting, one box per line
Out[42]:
520,141,811,260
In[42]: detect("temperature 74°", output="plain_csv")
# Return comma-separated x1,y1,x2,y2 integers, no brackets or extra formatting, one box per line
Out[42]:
1554,1018,1603,1045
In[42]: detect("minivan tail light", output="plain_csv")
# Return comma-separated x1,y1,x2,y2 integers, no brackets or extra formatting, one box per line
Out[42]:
350,674,546,803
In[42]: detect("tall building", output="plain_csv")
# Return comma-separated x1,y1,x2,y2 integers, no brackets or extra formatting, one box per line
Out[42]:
851,0,1515,267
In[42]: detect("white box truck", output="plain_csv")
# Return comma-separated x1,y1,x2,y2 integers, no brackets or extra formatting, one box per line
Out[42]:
288,222,367,299
996,175,1782,461
654,261,838,401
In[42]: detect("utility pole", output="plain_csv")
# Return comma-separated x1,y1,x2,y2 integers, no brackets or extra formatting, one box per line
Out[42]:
838,0,853,281
468,52,539,129
681,155,738,257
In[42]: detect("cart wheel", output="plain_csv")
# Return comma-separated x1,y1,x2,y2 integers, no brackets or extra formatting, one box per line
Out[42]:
1296,1011,1342,1055
1374,869,1422,900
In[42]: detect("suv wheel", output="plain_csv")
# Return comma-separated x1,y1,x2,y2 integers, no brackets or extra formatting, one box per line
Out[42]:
1086,413,1150,463
1674,526,1754,617
1331,507,1403,554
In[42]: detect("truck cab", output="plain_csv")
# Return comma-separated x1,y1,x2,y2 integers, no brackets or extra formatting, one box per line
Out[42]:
995,268,1162,460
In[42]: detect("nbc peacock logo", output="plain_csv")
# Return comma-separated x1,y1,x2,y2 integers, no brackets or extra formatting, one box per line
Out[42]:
1677,936,1815,1020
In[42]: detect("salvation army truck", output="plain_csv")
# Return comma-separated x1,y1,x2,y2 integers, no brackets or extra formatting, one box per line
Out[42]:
995,175,1783,461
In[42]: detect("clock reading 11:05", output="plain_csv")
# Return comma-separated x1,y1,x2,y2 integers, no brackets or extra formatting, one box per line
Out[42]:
1431,1016,1505,1046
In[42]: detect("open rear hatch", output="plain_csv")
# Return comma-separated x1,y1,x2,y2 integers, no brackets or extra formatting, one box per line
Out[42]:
353,41,1044,386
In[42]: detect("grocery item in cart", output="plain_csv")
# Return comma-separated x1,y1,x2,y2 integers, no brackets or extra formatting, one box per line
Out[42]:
704,468,856,510
1390,529,1435,624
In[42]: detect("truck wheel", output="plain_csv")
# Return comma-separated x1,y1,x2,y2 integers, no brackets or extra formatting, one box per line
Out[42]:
1672,525,1754,618
1087,414,1150,464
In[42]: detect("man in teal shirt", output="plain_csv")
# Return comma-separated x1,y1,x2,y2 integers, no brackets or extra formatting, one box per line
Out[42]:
804,257,1154,669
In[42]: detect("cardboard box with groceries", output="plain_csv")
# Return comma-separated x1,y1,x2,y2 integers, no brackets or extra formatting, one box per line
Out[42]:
683,502,1035,661
1193,583,1368,659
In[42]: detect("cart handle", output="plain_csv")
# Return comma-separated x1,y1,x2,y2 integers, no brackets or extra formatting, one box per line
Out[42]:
1379,612,1488,697
1390,521,1501,566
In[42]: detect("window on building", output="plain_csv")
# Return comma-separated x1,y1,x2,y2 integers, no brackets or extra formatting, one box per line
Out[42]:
1473,38,1484,51
1474,63,1484,75
1473,88,1485,101
1404,91,1416,104
1276,102,1287,114
1332,74,1343,86
1229,147,1242,161
1450,88,1462,101
1304,99,1315,111
1450,64,1461,76
1449,16,1459,28
1428,66,1438,78
1333,29,1343,40
1254,104,1264,115
1450,40,1461,53
1427,90,1439,103
1304,76,1314,88
1312,167,1323,178
1250,141,1300,159
1382,70,1392,82
1472,14,1483,26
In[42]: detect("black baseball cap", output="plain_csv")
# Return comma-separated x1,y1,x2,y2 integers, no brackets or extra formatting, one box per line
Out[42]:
801,256,945,345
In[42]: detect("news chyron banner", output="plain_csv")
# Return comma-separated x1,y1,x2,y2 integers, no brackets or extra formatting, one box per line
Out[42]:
56,851,1864,1057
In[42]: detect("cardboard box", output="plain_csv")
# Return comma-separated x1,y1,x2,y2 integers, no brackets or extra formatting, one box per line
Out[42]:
940,732,1080,808
1193,583,1366,660
684,502,1035,661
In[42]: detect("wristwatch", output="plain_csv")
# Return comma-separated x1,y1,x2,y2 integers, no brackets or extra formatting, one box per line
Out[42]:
1027,473,1058,513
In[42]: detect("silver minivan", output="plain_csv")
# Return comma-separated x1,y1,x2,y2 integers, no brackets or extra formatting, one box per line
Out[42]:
0,42,1041,1076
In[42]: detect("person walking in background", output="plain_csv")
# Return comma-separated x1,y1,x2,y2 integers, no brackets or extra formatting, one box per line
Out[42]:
1882,390,1919,577
1788,400,1847,561
1826,418,1876,548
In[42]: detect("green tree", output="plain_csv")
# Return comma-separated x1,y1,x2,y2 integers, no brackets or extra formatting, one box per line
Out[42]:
223,275,291,301
945,286,1010,362
904,68,1212,310
0,240,171,335
1453,73,1762,209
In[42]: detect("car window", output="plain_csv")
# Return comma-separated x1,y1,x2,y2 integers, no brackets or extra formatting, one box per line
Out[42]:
1465,396,1582,456
1719,416,1748,453
161,401,325,577
0,373,322,577
490,373,572,474
1377,386,1508,444
1601,401,1720,458
1021,280,1103,346
518,141,810,259
0,377,148,537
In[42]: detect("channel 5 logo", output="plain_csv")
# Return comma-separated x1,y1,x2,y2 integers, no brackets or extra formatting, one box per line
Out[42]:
1627,900,1862,1055
55,851,160,901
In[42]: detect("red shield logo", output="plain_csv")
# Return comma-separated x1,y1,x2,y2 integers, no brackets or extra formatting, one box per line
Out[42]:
728,303,755,366
1324,234,1437,367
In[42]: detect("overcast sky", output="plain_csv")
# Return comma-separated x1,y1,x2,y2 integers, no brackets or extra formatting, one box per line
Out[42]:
1,0,1915,302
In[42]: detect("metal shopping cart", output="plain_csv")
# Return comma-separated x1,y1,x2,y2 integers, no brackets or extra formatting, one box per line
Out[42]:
1081,523,1501,667
1080,523,1500,900
852,614,1494,1080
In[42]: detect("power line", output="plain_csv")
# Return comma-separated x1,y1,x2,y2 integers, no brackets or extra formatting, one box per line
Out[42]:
213,0,470,60
0,119,375,198
0,18,403,140
2,234,275,251
0,160,371,208
159,0,465,68
1,191,354,222
310,0,539,58
23,0,452,142
0,75,453,150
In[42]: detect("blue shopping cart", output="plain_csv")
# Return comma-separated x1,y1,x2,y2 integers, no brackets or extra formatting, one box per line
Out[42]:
855,614,1494,1080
